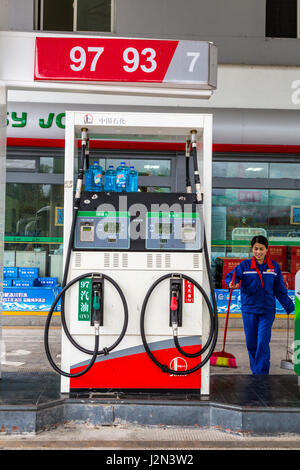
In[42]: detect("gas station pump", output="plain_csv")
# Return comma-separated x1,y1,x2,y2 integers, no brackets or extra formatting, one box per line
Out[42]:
44,111,218,396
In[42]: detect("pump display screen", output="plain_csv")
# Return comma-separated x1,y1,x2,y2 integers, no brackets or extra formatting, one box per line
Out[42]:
103,222,121,234
75,192,201,251
155,223,173,235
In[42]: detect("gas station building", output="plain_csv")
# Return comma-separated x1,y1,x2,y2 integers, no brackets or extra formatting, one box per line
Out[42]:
0,0,300,317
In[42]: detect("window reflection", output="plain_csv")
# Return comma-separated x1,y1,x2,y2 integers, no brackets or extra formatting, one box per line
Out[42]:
5,183,64,238
6,159,36,171
212,188,300,252
213,161,268,178
270,163,300,179
213,161,300,180
39,157,64,174
103,159,171,176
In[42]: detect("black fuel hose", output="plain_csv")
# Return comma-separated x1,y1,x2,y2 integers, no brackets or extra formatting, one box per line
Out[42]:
171,231,218,360
140,273,217,375
44,272,129,378
190,138,219,357
44,277,99,378
59,272,128,357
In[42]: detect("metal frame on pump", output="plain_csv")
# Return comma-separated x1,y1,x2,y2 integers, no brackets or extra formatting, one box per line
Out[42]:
44,110,217,396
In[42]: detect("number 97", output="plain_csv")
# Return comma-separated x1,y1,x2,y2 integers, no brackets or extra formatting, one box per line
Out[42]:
70,46,104,72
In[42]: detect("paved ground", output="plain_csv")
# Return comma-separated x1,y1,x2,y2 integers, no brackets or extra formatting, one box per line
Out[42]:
0,325,294,376
0,325,298,450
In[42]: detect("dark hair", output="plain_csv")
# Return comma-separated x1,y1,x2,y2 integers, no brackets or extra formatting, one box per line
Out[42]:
251,235,268,248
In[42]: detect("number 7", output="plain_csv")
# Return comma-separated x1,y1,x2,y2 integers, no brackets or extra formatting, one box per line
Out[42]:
88,47,104,71
187,52,200,72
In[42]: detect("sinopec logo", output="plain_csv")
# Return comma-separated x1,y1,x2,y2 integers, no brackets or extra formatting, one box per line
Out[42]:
83,113,93,124
170,356,187,375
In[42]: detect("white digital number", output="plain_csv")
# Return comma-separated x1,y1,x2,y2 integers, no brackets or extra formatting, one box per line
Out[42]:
70,46,86,71
88,47,104,71
123,47,140,72
187,52,200,72
70,46,104,72
141,48,157,73
123,47,157,73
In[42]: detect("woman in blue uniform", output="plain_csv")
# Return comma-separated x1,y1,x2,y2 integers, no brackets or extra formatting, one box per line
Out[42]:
225,235,294,375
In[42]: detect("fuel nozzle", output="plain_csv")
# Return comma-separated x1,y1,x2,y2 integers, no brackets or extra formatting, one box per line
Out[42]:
170,290,179,336
169,278,183,336
190,129,202,203
91,277,104,334
75,128,89,203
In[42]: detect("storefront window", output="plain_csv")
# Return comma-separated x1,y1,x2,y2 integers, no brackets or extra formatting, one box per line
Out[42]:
96,158,171,176
120,159,171,177
213,161,268,178
82,150,175,192
212,187,300,288
270,163,300,179
6,159,37,171
212,188,300,246
213,161,300,180
5,183,64,281
40,157,64,174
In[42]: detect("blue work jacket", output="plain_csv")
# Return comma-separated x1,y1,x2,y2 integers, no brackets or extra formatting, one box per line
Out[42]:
224,257,294,315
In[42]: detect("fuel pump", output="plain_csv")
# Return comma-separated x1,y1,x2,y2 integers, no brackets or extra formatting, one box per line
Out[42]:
45,111,218,396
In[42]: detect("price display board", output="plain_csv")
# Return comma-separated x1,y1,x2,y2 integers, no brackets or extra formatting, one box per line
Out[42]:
34,37,217,89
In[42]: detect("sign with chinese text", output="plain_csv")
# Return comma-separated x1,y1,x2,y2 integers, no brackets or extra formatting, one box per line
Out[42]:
78,278,91,321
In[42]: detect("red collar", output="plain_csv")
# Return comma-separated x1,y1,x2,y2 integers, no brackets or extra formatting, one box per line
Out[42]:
250,252,274,288
250,253,274,270
250,253,274,287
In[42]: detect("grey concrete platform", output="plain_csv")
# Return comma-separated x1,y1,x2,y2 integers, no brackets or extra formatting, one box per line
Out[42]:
0,325,298,440
1,371,300,436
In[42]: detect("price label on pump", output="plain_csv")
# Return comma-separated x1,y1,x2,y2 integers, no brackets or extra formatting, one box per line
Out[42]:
34,37,217,88
78,278,92,322
184,280,194,303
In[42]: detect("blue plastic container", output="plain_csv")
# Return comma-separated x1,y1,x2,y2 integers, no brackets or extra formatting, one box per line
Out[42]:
3,267,18,278
85,161,103,192
127,166,139,192
115,162,129,192
18,267,39,278
12,278,37,287
38,277,58,287
104,165,116,192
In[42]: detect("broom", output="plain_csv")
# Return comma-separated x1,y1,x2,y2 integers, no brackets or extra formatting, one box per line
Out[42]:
210,272,237,368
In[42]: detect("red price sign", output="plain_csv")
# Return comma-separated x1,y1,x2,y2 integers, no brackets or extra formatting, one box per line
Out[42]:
34,37,217,88
35,37,178,83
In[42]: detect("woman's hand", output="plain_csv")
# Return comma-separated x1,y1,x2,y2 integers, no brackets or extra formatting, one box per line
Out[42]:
229,281,240,289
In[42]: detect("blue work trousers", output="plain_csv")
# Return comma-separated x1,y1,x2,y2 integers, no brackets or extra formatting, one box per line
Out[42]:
242,311,275,375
